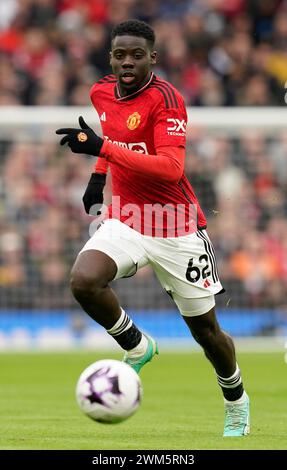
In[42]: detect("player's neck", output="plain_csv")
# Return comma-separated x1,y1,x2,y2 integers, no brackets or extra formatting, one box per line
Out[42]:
117,72,153,99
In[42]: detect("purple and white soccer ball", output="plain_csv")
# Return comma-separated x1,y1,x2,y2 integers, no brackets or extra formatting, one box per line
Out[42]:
76,359,143,423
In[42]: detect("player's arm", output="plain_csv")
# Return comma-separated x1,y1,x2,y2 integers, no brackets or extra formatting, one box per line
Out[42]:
99,141,184,183
86,84,110,214
56,117,109,214
94,156,109,175
56,109,185,183
82,158,108,215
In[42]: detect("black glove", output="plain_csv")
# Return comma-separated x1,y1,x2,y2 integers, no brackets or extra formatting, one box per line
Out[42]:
82,172,106,215
55,116,104,156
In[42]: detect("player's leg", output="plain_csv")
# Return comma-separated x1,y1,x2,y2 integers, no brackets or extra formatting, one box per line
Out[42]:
70,249,120,329
181,301,236,378
174,294,250,437
146,231,249,436
70,219,158,373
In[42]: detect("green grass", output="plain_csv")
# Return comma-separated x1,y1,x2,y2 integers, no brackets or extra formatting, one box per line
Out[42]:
0,351,286,450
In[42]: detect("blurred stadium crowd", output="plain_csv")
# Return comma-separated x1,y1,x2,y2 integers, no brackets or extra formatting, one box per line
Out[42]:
0,0,287,106
1,130,287,310
0,0,287,313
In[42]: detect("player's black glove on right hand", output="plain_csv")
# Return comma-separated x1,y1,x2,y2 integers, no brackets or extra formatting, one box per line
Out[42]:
56,116,103,156
82,173,106,215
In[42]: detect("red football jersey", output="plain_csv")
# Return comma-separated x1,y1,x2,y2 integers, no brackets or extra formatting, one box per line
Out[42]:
90,72,207,237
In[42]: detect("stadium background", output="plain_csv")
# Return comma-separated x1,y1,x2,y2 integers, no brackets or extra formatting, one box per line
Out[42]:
0,0,287,350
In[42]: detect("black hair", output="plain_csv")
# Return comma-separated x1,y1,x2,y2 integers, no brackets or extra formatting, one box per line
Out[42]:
111,19,155,48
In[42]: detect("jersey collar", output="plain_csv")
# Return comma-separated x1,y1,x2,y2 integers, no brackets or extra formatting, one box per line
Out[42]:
114,72,154,101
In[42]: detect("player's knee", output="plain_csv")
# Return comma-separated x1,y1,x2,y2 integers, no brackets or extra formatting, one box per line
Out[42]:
70,266,103,301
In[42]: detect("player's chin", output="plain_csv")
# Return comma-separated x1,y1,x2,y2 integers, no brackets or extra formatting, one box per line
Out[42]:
119,76,138,88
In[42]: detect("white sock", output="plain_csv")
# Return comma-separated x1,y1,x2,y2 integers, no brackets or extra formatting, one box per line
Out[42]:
125,334,149,358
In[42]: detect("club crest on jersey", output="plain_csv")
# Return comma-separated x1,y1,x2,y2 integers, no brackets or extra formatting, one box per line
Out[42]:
127,112,141,130
77,132,88,142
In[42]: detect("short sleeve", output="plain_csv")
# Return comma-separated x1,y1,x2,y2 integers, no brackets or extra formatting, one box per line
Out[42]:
152,95,187,149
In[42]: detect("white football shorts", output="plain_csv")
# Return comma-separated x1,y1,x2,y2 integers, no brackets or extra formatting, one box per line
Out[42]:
79,219,224,316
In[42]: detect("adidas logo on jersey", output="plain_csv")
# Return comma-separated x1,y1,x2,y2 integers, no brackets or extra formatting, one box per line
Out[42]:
204,279,211,288
100,112,106,122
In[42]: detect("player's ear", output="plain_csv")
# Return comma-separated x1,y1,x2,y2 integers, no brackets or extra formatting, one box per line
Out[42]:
150,51,157,66
109,51,112,65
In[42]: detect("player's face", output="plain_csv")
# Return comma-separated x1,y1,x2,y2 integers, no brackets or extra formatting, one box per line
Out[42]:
110,35,156,95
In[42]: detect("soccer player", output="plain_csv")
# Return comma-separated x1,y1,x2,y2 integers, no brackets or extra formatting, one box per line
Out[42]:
56,19,250,437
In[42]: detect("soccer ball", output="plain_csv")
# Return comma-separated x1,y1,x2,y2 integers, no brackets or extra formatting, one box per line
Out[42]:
75,359,142,424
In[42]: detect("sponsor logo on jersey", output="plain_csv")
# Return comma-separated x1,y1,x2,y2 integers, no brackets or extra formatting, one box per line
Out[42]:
127,112,141,130
128,142,147,153
166,118,186,136
104,136,147,154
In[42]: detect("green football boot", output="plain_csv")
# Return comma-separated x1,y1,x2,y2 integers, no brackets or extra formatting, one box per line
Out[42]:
123,335,158,374
223,392,250,437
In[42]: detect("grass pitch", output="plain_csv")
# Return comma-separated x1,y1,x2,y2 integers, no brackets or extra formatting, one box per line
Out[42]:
0,351,286,450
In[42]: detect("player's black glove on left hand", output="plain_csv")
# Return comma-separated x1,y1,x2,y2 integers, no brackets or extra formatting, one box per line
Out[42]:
82,172,106,215
55,116,103,156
